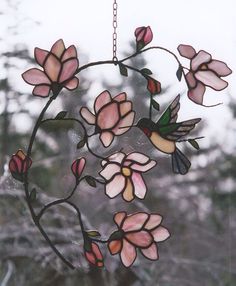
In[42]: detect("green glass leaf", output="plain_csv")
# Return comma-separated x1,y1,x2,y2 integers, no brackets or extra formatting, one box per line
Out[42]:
55,111,67,119
85,176,97,188
141,68,152,75
86,230,101,238
176,65,183,81
77,139,86,149
152,99,160,111
29,188,37,202
188,139,200,150
119,64,128,77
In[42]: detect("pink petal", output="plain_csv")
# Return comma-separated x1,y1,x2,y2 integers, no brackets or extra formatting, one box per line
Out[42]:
85,252,96,265
97,102,119,129
130,160,156,173
100,131,114,147
113,92,127,102
94,90,112,113
207,60,232,77
114,212,127,227
108,240,122,255
34,48,49,66
126,152,150,164
188,82,205,105
177,44,196,59
152,226,170,242
143,26,153,44
195,70,228,90
120,239,137,267
125,231,153,248
185,72,197,89
112,112,135,135
191,50,212,71
63,77,79,90
131,172,147,199
119,101,132,116
107,152,126,164
135,27,145,40
91,242,103,260
59,59,79,82
99,163,120,180
44,54,61,82
33,85,51,97
122,213,149,232
141,243,159,260
50,39,65,58
61,45,77,61
145,214,162,230
105,174,125,198
80,107,96,125
22,68,50,85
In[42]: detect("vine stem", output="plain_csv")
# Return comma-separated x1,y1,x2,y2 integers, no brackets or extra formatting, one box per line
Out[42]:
22,44,185,269
24,95,76,269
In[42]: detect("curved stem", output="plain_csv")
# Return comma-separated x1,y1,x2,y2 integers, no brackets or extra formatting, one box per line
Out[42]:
41,117,106,160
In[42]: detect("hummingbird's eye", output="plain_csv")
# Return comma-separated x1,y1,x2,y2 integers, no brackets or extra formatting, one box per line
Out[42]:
142,127,151,137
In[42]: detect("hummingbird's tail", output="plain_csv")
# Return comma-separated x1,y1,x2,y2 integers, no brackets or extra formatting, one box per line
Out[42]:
171,147,191,175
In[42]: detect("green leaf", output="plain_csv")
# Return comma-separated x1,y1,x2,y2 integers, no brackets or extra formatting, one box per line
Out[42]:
119,64,128,77
77,139,86,149
85,176,97,188
141,68,152,75
29,188,37,202
151,99,160,111
86,230,101,238
188,139,200,150
176,65,183,81
55,111,67,120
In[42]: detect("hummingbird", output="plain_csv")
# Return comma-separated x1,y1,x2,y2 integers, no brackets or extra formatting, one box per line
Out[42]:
136,95,201,175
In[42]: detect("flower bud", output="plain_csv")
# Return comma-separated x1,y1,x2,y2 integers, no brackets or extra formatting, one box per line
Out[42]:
135,26,153,51
71,157,86,181
147,77,161,95
84,241,104,267
9,149,32,182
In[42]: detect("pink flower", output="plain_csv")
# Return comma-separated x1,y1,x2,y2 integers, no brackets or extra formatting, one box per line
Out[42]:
22,39,79,97
135,26,153,51
71,157,86,182
84,241,104,267
99,151,156,202
108,212,170,267
9,149,32,182
80,90,135,148
178,44,232,105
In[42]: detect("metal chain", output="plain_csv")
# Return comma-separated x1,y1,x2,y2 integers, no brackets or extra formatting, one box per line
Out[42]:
112,0,118,61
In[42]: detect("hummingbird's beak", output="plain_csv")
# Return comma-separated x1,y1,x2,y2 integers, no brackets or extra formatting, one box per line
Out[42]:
119,124,137,130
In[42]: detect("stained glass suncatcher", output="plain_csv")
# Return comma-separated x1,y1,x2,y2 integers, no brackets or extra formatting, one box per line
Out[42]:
8,18,232,269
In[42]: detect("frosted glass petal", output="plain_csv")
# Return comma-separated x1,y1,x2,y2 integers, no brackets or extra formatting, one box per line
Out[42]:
59,59,78,82
22,68,50,85
126,231,153,247
33,85,50,97
141,243,159,260
94,90,112,113
122,213,148,232
152,226,170,242
105,174,125,198
120,239,136,267
44,54,61,82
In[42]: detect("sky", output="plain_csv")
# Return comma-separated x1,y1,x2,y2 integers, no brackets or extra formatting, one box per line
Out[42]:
1,0,236,148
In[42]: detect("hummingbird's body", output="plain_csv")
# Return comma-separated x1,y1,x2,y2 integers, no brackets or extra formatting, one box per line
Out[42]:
137,95,201,174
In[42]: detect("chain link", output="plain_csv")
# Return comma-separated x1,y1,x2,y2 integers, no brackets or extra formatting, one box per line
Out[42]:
112,0,118,61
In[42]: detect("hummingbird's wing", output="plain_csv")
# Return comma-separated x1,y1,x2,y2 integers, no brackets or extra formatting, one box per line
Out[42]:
156,95,201,140
156,94,180,126
158,118,201,140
